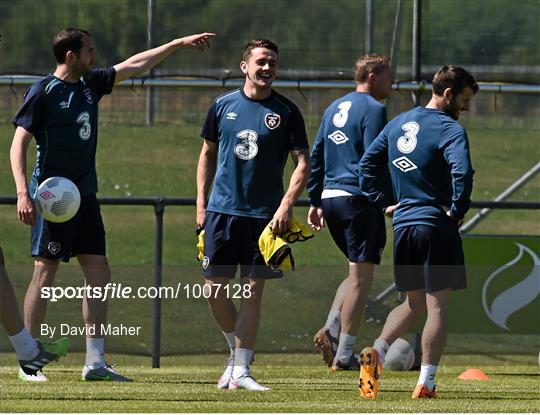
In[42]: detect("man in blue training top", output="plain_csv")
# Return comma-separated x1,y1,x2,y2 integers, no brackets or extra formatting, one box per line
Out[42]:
357,65,478,399
307,55,393,371
11,27,214,382
196,39,310,391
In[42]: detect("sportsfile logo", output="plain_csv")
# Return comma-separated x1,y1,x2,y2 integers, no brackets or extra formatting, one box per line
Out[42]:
482,243,540,331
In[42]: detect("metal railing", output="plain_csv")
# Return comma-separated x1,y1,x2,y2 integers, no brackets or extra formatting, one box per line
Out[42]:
1,196,538,367
1,75,540,94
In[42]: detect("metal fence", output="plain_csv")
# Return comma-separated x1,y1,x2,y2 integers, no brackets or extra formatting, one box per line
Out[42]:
1,196,537,367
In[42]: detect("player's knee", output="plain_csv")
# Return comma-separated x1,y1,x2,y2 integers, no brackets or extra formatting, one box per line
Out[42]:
405,296,426,316
203,281,229,302
85,268,111,287
427,303,448,319
348,272,373,288
32,259,59,286
242,281,264,305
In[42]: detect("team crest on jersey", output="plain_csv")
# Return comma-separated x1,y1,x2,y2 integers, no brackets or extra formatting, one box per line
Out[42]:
234,129,259,160
264,113,281,130
202,256,210,269
83,88,93,104
48,242,61,255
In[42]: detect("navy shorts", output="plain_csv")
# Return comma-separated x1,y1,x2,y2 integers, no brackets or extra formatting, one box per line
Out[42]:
31,195,106,262
201,211,283,279
321,195,386,264
393,224,466,293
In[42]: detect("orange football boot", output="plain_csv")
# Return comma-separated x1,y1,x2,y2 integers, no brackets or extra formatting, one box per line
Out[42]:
358,347,382,399
412,384,437,399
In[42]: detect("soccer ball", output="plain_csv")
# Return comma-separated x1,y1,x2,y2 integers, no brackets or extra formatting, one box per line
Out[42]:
383,338,415,371
35,177,81,223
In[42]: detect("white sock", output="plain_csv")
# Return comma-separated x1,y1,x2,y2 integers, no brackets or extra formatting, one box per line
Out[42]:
9,328,39,361
325,308,341,339
335,333,355,362
85,337,105,369
418,363,437,390
232,347,253,379
373,338,389,365
223,331,236,358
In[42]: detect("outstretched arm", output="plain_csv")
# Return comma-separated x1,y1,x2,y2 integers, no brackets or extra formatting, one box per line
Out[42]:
272,149,311,235
113,32,215,84
10,126,36,226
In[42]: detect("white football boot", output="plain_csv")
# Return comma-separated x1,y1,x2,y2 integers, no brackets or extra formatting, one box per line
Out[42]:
217,356,234,389
229,367,270,391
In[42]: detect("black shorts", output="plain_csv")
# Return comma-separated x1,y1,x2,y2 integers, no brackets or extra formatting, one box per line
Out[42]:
31,195,106,262
321,195,386,264
201,211,283,279
393,224,466,293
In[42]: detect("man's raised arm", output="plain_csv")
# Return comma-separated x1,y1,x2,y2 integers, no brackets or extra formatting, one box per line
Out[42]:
113,32,215,84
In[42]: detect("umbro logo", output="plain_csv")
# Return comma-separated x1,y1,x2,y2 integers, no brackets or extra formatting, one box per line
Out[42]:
59,92,74,109
226,112,237,120
39,191,56,200
392,156,418,172
328,130,350,145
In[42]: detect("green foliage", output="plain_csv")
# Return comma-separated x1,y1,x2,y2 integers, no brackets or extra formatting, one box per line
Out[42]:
1,0,539,75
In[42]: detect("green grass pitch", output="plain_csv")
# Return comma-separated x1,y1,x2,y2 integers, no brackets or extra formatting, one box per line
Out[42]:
0,353,538,412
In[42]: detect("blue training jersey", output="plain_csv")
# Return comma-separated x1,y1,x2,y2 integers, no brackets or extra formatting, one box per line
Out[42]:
201,88,309,219
12,68,116,196
307,92,388,206
359,106,474,229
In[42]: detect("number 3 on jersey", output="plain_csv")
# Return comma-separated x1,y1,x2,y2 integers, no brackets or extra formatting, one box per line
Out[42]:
397,121,419,153
76,111,91,141
332,101,352,128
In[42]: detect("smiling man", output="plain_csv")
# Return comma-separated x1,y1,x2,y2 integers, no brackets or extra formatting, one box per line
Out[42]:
196,39,310,391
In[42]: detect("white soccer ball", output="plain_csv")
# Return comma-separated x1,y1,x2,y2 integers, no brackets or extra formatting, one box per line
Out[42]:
35,177,81,223
383,338,415,371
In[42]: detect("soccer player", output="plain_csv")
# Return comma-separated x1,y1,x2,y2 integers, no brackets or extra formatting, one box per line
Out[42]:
10,28,214,382
1,246,70,381
358,65,478,399
307,54,393,371
196,39,310,391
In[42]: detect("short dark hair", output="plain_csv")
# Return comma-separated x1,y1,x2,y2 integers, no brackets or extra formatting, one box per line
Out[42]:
354,54,390,83
432,65,479,96
242,39,278,61
53,28,91,63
